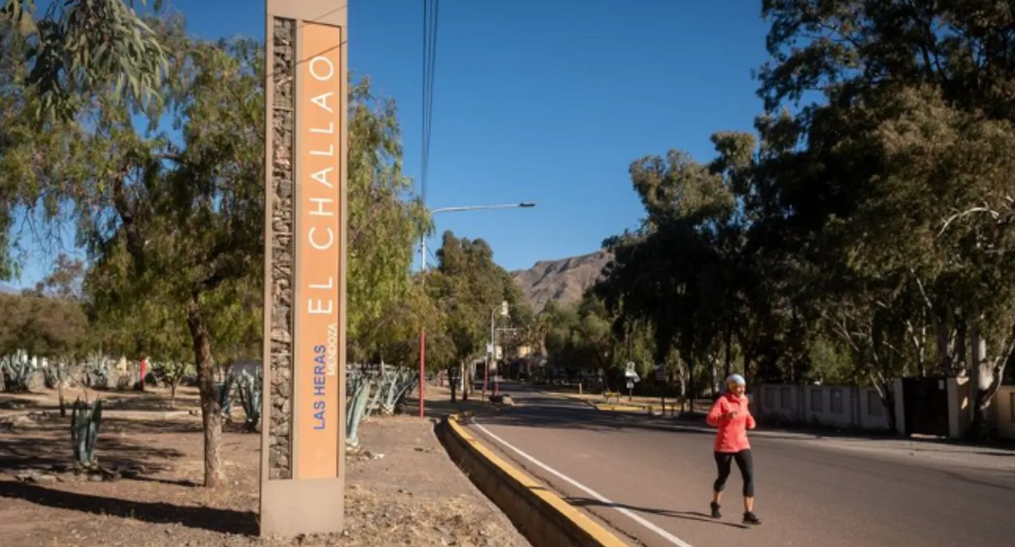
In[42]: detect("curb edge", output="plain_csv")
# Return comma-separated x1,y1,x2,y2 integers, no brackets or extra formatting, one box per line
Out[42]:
439,412,630,547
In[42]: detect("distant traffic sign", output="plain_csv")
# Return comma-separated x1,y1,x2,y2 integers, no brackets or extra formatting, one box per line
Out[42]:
624,361,640,381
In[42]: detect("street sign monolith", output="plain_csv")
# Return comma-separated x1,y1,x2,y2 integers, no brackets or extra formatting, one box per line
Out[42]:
260,0,348,537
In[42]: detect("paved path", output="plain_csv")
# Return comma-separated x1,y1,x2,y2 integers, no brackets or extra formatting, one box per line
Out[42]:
467,384,1015,547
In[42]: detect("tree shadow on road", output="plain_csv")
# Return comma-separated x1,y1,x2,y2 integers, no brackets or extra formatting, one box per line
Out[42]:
490,391,1015,452
477,395,810,440
565,496,750,530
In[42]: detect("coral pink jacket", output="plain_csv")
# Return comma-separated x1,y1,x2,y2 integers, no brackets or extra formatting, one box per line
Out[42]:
706,393,756,453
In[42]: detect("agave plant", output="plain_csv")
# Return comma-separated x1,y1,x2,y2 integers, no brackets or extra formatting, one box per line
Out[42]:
345,371,371,451
84,362,109,389
2,351,36,392
237,369,262,431
217,373,237,419
379,369,417,415
70,397,103,469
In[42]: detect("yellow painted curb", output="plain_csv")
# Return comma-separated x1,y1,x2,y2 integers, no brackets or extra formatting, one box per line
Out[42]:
594,404,644,412
444,413,630,547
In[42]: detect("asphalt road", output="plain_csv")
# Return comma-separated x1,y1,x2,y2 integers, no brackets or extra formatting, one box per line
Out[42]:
465,384,1015,547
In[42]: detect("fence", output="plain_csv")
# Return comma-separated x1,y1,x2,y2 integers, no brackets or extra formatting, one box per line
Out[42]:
754,382,904,434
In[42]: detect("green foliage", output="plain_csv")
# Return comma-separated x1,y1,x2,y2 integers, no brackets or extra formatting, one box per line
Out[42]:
70,396,102,468
346,79,430,358
573,2,1015,433
0,292,89,364
1,0,168,119
424,231,533,371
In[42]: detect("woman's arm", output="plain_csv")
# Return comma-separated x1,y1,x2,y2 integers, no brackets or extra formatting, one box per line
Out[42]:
745,405,756,430
706,399,727,427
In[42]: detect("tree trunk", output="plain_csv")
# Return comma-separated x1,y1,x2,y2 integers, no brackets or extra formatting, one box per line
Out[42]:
187,298,224,488
709,355,718,398
57,364,66,417
968,324,1011,439
449,365,458,403
955,316,967,374
170,379,180,408
870,374,897,434
723,320,733,380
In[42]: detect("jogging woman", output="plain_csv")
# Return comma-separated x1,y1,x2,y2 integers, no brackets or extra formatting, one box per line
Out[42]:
706,373,761,525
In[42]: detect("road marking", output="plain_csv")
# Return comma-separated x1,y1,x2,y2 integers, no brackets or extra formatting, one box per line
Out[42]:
471,418,697,547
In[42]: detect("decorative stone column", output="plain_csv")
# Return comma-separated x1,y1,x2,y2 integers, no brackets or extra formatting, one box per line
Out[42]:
260,0,347,537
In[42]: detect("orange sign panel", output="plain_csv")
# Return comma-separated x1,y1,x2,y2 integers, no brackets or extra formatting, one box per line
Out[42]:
295,22,343,479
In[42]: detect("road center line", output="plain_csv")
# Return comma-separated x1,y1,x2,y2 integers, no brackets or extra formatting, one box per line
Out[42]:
471,418,697,547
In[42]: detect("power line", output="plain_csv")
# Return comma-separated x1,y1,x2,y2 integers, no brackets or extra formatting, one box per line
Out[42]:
420,0,440,202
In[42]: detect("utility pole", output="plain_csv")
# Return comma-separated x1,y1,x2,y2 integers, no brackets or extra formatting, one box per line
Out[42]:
417,202,535,416
419,236,427,415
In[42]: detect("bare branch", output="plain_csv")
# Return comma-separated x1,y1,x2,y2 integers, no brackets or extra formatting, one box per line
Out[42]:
938,206,1000,237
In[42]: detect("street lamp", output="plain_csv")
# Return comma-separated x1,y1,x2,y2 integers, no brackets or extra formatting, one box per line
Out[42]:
484,301,509,401
417,201,536,418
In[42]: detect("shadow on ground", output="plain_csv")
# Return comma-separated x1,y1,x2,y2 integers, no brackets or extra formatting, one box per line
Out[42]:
0,414,190,473
509,385,1015,451
0,396,40,408
0,480,257,535
407,389,498,420
1,390,199,414
474,390,809,441
565,496,750,530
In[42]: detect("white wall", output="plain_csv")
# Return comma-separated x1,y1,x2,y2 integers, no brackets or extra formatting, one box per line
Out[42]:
755,383,897,433
803,385,855,429
857,387,890,430
757,384,803,422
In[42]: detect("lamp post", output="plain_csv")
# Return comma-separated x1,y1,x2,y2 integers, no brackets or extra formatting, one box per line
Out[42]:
484,301,509,401
417,202,535,418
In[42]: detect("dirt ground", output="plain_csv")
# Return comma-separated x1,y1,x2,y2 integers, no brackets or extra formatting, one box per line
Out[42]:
0,385,531,547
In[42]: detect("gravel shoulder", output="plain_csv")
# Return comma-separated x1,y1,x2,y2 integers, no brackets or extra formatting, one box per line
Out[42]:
0,386,531,547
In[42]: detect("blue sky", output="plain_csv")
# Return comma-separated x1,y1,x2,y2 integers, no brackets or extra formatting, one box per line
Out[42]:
10,0,772,288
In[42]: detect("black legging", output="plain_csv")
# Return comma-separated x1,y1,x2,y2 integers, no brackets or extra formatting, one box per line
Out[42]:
713,449,755,497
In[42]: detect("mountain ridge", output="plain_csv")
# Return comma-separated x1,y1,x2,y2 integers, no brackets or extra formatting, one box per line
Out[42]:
511,250,612,313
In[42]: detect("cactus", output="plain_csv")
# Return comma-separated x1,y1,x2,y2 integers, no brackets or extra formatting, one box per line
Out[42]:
6,360,34,392
43,364,60,389
389,370,419,415
217,373,236,418
345,372,371,451
379,369,418,415
84,362,109,388
363,363,386,418
70,398,103,468
2,351,36,392
237,369,262,431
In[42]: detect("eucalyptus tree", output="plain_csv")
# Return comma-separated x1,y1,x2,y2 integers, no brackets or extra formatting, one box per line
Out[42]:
1,0,167,119
757,0,1015,435
426,231,530,395
4,9,430,484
